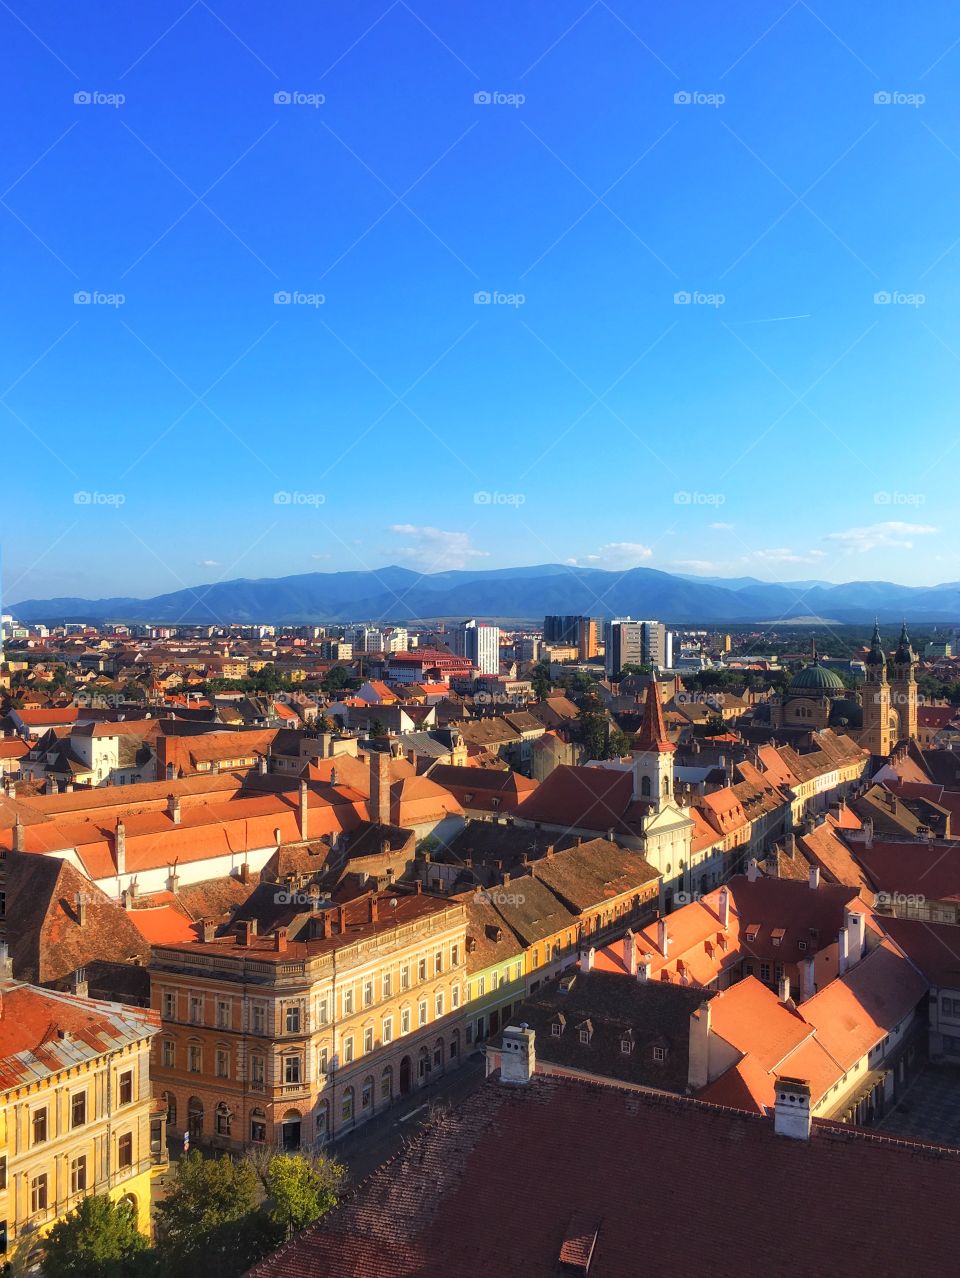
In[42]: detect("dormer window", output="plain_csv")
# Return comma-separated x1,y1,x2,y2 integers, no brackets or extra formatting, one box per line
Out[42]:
620,1035,633,1055
652,1045,666,1062
551,1013,566,1038
578,1019,593,1045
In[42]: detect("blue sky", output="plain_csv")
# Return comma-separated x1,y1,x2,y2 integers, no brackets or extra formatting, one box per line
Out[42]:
4,0,960,602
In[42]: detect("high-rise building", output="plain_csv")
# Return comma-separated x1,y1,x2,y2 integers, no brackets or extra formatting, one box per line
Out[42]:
543,616,601,658
452,619,500,675
354,627,385,653
604,619,669,676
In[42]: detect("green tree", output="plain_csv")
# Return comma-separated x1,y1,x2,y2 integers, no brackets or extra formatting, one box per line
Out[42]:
532,663,552,700
263,1152,345,1236
42,1195,149,1278
608,727,632,758
578,692,611,761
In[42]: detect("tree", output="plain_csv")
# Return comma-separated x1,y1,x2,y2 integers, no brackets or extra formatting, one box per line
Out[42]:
370,718,386,738
263,1152,345,1236
154,1151,278,1278
42,1194,149,1278
531,663,552,701
608,727,632,758
578,693,611,761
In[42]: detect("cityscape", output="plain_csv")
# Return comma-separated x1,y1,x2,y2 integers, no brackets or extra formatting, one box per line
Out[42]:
5,2,960,1276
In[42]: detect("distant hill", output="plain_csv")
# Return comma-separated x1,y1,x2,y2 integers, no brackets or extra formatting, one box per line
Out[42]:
12,564,960,625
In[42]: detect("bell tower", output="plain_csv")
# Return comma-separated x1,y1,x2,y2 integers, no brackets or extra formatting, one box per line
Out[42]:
890,621,918,742
861,622,892,757
632,679,675,809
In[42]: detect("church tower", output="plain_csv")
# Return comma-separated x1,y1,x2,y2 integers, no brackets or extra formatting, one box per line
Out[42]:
633,679,675,809
890,621,918,742
861,622,892,757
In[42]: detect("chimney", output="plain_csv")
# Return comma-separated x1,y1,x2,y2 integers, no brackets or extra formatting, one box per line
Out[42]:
778,971,791,1003
717,886,730,930
240,919,258,946
808,864,820,891
638,951,653,982
72,965,88,999
784,832,795,860
258,754,268,774
747,858,759,883
545,844,555,858
800,955,816,1002
274,927,288,953
369,895,379,924
115,821,126,876
845,905,866,966
838,924,850,975
499,1025,536,1085
687,1000,711,1090
658,917,670,958
167,794,181,824
408,748,418,773
863,818,874,850
238,861,250,885
330,766,339,786
581,946,595,972
370,750,391,825
168,867,180,894
12,816,25,853
623,929,637,977
774,1077,812,1140
75,891,87,926
298,779,309,840
201,919,216,942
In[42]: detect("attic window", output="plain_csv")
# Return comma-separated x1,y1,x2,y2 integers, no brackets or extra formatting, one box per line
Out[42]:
551,1023,562,1037
620,1036,633,1055
652,1045,666,1062
578,1021,593,1045
798,940,807,951
745,924,760,943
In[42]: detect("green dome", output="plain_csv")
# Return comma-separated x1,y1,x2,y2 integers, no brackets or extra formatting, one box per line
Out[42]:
788,660,845,695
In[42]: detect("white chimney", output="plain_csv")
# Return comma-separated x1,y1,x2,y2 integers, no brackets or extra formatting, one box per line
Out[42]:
623,929,637,977
774,1077,812,1140
838,925,849,976
581,946,595,973
500,1025,536,1085
717,886,730,929
845,905,866,966
657,917,670,958
687,1000,711,1090
778,972,791,1003
747,858,759,883
864,818,874,850
638,952,653,983
800,956,816,1002
808,864,820,891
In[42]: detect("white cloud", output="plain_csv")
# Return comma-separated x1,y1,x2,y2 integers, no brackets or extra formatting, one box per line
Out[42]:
824,521,936,553
671,559,725,574
198,559,220,568
310,553,331,562
742,548,828,565
568,542,653,568
709,522,734,531
388,525,489,571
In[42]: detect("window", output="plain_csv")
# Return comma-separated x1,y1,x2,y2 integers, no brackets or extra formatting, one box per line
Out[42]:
163,991,177,1019
285,1004,301,1034
418,1000,428,1027
0,1156,6,1191
490,971,499,991
251,1002,266,1034
380,1069,392,1100
361,1077,373,1109
188,1045,202,1073
759,963,771,982
451,944,460,967
477,976,485,998
343,1036,354,1065
343,989,354,1015
31,1173,48,1215
435,992,444,1017
32,1108,48,1146
341,1088,354,1123
70,1155,86,1195
382,972,392,999
621,1038,633,1055
551,1022,562,1038
119,1071,133,1105
418,958,427,982
401,1008,411,1034
118,1132,133,1169
363,981,373,1007
317,997,329,1025
382,1016,394,1044
71,1091,87,1128
798,940,807,951
364,1026,374,1053
942,996,960,1018
434,950,443,975
452,985,460,1010
401,965,410,990
216,998,230,1029
284,1056,301,1085
215,1105,232,1137
216,1048,230,1079
189,995,203,1024
653,1046,666,1062
317,1046,328,1075
162,1039,175,1068
250,1055,265,1090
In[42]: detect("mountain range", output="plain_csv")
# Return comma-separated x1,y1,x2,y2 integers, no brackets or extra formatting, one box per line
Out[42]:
10,565,960,626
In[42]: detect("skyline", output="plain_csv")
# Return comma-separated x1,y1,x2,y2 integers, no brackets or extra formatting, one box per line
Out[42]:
5,2,960,599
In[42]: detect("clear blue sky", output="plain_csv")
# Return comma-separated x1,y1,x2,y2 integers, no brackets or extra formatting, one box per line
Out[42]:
4,0,960,602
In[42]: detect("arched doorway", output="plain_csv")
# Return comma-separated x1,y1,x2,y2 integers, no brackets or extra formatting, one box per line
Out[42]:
187,1097,203,1140
399,1055,412,1095
281,1109,301,1151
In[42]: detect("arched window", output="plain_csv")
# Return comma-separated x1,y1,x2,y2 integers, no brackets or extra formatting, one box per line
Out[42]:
315,1101,329,1139
187,1097,203,1139
215,1103,232,1137
250,1108,267,1144
163,1091,177,1128
380,1066,393,1102
433,1037,444,1069
641,775,651,797
341,1087,354,1123
361,1075,374,1110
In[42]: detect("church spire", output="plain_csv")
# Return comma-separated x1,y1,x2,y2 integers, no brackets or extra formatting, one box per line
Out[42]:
894,620,915,665
634,679,675,754
865,620,885,667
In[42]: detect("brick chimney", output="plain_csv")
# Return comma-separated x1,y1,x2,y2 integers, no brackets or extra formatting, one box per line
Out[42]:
75,891,87,927
298,780,309,840
115,821,126,876
167,794,181,825
747,858,759,882
240,919,258,946
369,895,379,924
201,919,216,942
274,927,288,953
369,749,391,825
